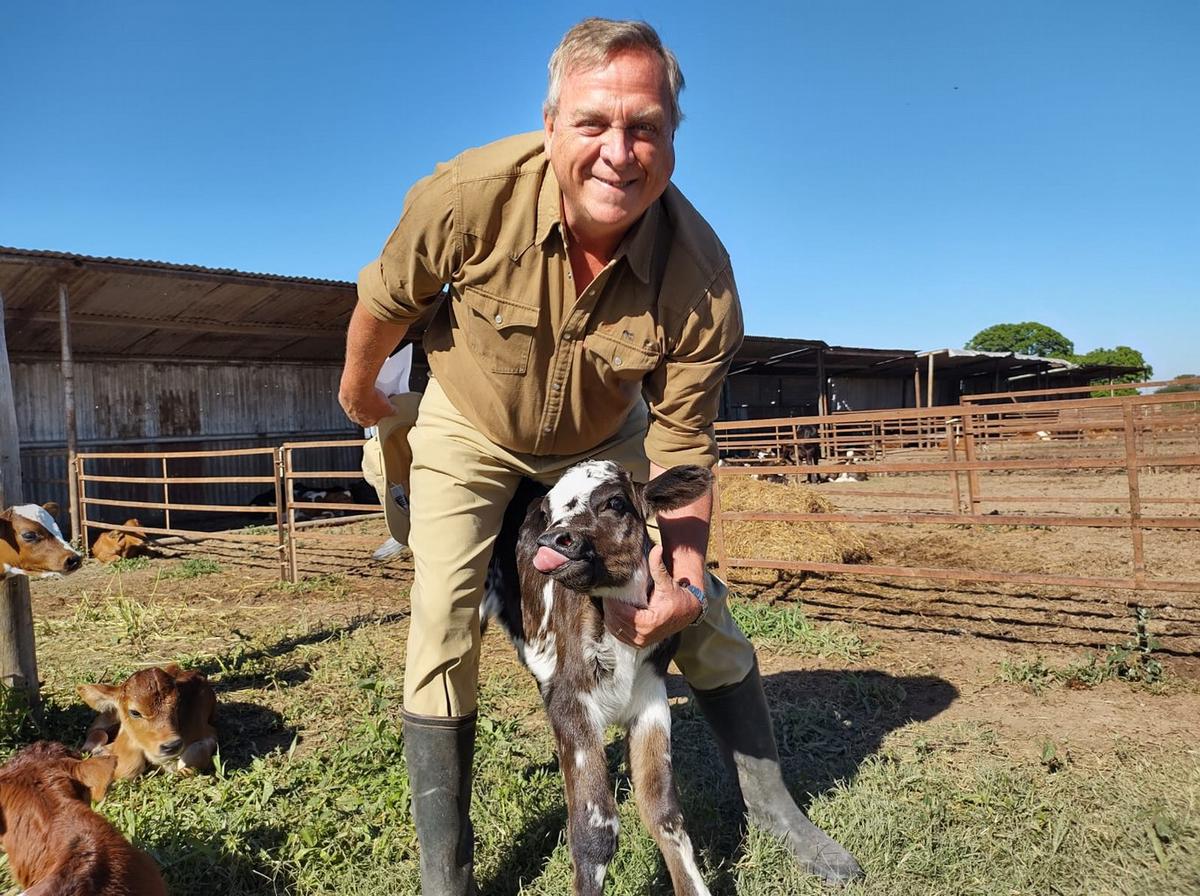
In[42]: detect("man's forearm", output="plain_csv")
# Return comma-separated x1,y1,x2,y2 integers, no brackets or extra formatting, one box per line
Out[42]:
338,303,411,426
649,460,712,589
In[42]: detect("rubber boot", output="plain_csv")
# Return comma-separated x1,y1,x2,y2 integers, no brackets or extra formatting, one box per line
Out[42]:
402,711,479,896
692,665,864,886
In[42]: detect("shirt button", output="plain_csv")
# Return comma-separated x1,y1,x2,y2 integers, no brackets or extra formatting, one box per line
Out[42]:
613,356,623,367
544,425,552,433
494,314,503,324
551,382,560,391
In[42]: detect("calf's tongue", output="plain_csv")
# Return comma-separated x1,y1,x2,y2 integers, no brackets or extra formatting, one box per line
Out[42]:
533,546,570,573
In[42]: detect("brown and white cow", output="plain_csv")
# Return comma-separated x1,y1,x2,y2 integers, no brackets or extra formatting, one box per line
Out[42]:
90,519,148,564
0,741,167,896
485,460,713,896
1,503,82,579
78,665,218,780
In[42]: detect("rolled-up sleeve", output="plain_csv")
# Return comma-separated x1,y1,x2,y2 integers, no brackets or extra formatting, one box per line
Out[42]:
357,161,460,324
643,266,744,469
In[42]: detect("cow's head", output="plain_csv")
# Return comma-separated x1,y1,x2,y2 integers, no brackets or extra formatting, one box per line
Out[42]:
0,740,117,806
78,666,196,766
529,461,711,600
0,503,82,578
91,519,147,562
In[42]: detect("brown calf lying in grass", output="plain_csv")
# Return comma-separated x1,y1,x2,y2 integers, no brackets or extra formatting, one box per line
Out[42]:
1,502,82,579
79,665,218,779
90,520,148,564
0,741,167,895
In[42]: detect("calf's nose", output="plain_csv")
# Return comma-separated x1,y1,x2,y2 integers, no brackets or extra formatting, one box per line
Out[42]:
64,554,82,571
159,738,184,755
536,529,592,561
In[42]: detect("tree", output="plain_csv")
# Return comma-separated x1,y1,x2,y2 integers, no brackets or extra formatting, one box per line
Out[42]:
964,322,1074,359
1073,346,1152,396
1156,375,1200,394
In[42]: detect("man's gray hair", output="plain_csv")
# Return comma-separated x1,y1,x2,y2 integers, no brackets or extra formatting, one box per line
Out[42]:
544,18,685,131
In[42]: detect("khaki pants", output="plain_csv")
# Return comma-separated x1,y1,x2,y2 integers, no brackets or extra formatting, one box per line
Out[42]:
403,379,756,717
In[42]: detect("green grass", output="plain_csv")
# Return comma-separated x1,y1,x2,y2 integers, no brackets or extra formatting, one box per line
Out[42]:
164,558,224,579
4,586,1198,895
729,598,876,660
106,555,152,573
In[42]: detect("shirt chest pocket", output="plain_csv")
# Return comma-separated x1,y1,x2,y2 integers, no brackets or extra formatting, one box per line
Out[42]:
458,287,540,375
583,323,662,383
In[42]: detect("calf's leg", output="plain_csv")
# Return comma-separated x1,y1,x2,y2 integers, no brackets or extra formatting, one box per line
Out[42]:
626,690,711,896
557,725,619,896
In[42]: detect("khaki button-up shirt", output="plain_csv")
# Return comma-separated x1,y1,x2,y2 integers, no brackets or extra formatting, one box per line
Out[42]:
357,131,743,469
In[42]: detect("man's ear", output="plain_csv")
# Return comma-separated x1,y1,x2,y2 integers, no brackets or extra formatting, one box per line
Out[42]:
77,683,120,713
642,465,712,516
73,754,117,802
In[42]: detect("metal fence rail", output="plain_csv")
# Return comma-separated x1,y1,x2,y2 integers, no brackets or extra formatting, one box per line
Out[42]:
713,391,1200,598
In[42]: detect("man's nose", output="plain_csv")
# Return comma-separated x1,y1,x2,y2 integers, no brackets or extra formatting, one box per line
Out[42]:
598,127,635,166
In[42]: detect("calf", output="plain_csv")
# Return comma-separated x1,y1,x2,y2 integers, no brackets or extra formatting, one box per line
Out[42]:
1,503,82,579
485,461,713,896
90,520,148,564
0,741,167,896
78,665,217,780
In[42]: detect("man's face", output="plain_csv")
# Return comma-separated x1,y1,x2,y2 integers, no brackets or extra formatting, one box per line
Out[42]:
544,49,676,254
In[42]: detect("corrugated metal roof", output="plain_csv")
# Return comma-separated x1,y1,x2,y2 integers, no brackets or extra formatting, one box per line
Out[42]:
1,246,357,362
0,246,353,288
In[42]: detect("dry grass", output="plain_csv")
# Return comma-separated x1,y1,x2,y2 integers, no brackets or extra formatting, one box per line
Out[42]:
715,478,871,585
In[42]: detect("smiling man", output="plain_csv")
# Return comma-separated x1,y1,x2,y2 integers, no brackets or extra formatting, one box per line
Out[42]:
339,18,863,894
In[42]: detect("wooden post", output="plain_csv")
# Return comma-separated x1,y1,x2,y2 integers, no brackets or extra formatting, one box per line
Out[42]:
927,352,935,409
962,408,981,514
285,447,299,583
946,421,963,514
0,288,40,711
273,449,288,582
816,346,828,416
161,457,171,531
57,284,81,546
1122,404,1146,587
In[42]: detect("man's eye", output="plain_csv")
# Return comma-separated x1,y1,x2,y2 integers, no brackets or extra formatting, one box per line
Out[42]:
129,709,143,719
578,122,605,136
632,123,659,137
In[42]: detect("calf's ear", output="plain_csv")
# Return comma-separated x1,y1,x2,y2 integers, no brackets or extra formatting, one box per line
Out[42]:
642,465,712,515
42,502,61,516
0,513,14,548
77,683,121,713
72,754,118,802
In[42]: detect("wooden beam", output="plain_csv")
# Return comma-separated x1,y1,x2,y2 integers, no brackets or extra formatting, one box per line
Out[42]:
58,284,80,544
5,309,344,340
0,287,41,711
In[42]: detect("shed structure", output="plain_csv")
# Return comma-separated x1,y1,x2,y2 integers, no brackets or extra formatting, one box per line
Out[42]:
1,246,1147,536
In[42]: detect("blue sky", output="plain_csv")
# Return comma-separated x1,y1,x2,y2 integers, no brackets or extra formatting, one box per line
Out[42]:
3,1,1197,379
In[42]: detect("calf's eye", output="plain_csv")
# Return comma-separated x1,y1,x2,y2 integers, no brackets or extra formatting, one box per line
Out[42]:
606,496,629,514
21,531,39,543
129,709,143,719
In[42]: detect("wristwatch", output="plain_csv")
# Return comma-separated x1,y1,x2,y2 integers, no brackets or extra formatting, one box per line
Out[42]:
677,578,708,626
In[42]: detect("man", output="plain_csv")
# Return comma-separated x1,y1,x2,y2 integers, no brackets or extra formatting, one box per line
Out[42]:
339,18,863,894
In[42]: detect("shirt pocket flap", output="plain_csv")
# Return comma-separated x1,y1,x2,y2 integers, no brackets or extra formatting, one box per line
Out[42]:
584,327,661,374
461,287,540,332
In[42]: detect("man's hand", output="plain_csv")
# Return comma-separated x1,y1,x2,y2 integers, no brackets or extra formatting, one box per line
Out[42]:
604,544,702,648
338,383,395,428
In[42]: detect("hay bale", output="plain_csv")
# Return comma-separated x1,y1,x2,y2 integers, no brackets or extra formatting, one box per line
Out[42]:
714,477,871,569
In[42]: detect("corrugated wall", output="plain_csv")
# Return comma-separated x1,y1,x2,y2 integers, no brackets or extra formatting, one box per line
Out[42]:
12,359,363,532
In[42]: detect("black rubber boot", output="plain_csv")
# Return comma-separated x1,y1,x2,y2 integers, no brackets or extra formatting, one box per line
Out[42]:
692,665,864,886
402,711,479,896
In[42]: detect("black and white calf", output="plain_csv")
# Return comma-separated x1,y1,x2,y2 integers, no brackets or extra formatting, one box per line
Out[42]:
485,460,713,896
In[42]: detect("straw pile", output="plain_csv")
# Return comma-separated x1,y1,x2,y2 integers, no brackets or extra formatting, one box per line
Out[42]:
714,477,872,570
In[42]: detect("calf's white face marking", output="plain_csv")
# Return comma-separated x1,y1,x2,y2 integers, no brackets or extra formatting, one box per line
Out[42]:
12,504,73,550
545,460,615,524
